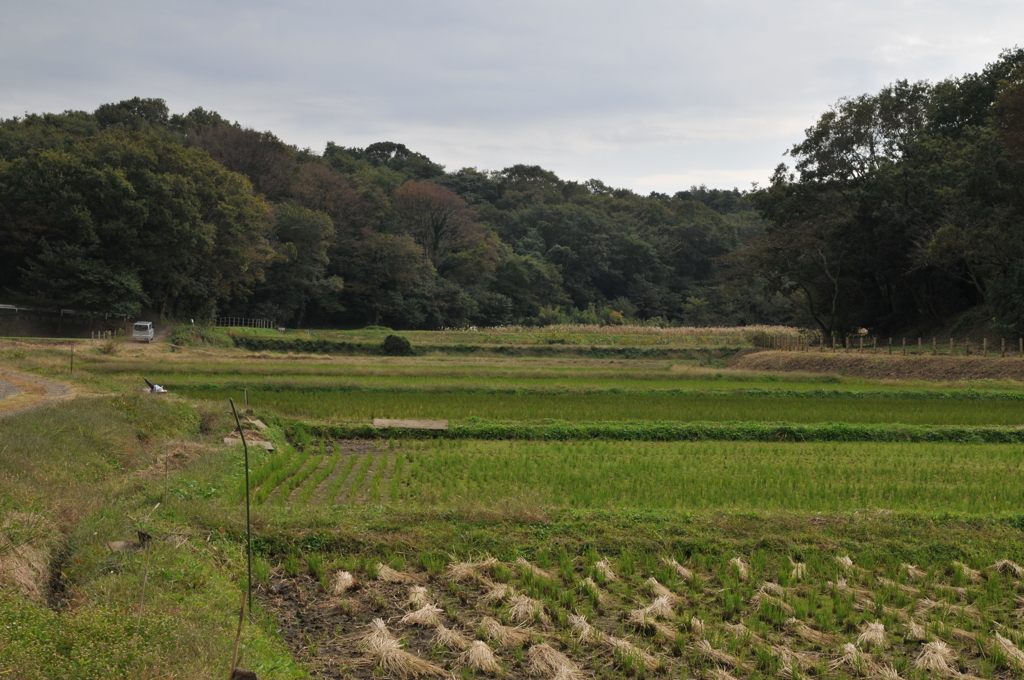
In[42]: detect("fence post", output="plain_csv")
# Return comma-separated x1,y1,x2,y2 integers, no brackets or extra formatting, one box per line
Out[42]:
873,336,877,353
859,336,863,352
902,338,906,355
888,337,892,355
933,337,937,355
983,338,988,357
965,339,971,356
1002,338,1006,357
918,338,922,355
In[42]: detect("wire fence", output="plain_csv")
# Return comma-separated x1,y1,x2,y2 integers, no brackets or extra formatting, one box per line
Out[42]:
762,333,1024,357
216,317,275,329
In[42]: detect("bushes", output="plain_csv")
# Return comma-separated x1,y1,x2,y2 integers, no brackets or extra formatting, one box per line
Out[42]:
381,334,415,356
168,325,233,348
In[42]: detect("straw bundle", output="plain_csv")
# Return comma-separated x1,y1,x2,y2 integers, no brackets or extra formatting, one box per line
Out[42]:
432,624,472,651
724,622,764,646
856,621,886,649
774,647,818,679
915,598,981,622
629,595,675,623
690,616,706,637
582,577,607,603
835,555,854,570
995,632,1024,669
933,584,968,599
568,614,595,644
991,559,1024,578
695,639,752,672
527,643,580,678
785,618,836,647
459,640,504,676
749,590,794,615
480,616,532,647
914,640,957,675
509,593,549,624
706,669,738,680
901,563,927,581
361,619,447,679
952,560,982,583
594,559,618,582
729,557,749,581
481,582,513,604
400,604,444,627
876,665,903,680
408,586,431,609
446,557,498,581
760,581,787,597
905,619,928,641
516,557,553,579
828,643,870,673
603,636,660,671
877,577,919,595
645,577,680,603
948,627,976,644
377,563,420,583
664,557,693,581
789,558,806,582
331,570,356,595
362,618,398,651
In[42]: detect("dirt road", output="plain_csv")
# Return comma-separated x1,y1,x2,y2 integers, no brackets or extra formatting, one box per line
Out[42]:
0,371,73,418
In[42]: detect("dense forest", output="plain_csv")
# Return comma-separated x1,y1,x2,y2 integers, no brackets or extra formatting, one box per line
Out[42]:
1,48,1022,334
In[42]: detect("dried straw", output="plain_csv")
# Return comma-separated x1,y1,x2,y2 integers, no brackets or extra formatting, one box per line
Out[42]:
749,590,794,615
527,643,579,678
480,616,532,648
856,621,886,649
400,605,444,627
362,618,399,651
603,636,659,671
1015,595,1024,617
948,627,976,644
582,577,607,603
360,620,446,678
992,559,1024,579
829,643,871,673
774,646,819,677
594,559,618,582
331,570,356,595
789,558,806,582
509,593,549,624
952,560,982,583
933,584,968,599
901,563,927,581
481,582,513,604
905,619,928,641
695,639,752,672
995,632,1024,670
877,576,919,595
459,640,504,676
408,585,431,609
914,640,957,675
690,616,706,637
706,669,738,680
729,557,749,581
568,614,595,644
876,665,903,680
377,563,420,583
628,595,675,624
785,618,836,647
835,555,854,570
432,624,472,651
664,557,693,581
760,581,786,597
516,557,553,579
645,577,680,603
446,557,498,581
724,622,764,646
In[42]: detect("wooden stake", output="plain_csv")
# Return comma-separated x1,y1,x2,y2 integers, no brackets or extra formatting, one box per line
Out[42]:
933,337,937,356
918,338,922,354
229,398,253,614
1002,338,1006,357
230,589,246,679
902,337,906,355
984,338,988,357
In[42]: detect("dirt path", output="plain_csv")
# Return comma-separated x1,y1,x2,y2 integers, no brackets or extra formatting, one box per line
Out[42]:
0,370,73,418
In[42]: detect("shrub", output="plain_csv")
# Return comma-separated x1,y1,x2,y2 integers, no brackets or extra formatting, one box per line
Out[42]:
168,325,233,348
381,334,415,356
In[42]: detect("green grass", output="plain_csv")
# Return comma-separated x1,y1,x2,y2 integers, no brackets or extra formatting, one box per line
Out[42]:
387,439,1024,514
181,388,1024,426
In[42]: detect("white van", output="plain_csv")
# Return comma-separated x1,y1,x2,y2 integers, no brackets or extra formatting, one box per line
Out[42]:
132,321,155,343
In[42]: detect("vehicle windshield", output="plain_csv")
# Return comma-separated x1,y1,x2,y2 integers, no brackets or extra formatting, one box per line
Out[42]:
134,324,150,331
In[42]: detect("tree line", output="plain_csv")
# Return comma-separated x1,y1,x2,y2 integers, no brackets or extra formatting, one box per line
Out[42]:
1,47,1021,333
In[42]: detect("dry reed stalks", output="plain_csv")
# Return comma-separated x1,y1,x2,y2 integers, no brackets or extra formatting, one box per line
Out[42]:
459,640,504,676
785,618,836,647
602,636,660,671
408,586,431,609
789,558,806,582
994,632,1024,670
331,570,356,595
377,563,421,583
877,577,919,595
480,616,532,648
516,557,553,579
991,559,1024,579
400,604,444,626
568,614,595,644
905,619,928,641
729,557,749,581
952,560,982,583
432,624,472,651
509,593,549,624
664,557,693,581
901,563,927,581
857,621,886,649
360,619,447,679
914,640,957,675
527,643,580,679
594,559,618,582
695,639,753,672
645,577,680,603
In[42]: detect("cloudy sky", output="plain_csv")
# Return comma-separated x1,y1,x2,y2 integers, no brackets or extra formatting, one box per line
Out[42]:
2,1,1022,193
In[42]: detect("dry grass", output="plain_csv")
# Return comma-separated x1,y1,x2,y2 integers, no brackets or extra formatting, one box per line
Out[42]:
729,557,749,581
876,665,903,680
446,557,499,581
901,563,927,581
480,616,532,648
829,643,871,673
995,632,1024,670
856,621,886,649
516,557,553,579
953,560,982,583
644,577,680,603
0,512,52,600
377,563,421,583
480,581,513,604
432,624,472,651
914,640,957,675
877,576,919,595
750,589,794,615
947,627,976,644
664,557,693,581
706,669,739,680
724,622,764,646
905,619,928,641
331,570,356,595
602,636,660,671
568,614,595,644
400,605,444,626
509,593,549,624
690,616,706,637
408,586,431,609
695,639,752,672
991,559,1024,579
786,618,836,647
527,643,579,678
459,640,504,676
628,595,675,624
594,559,618,582
789,558,806,581
774,646,819,678
361,617,448,677
835,555,854,570
582,577,607,603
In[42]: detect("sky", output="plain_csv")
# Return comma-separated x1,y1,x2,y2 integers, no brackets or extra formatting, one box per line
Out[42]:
1,1,1022,193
